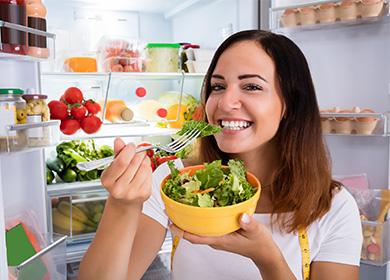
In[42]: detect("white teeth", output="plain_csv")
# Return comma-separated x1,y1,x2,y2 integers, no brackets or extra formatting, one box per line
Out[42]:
221,120,251,129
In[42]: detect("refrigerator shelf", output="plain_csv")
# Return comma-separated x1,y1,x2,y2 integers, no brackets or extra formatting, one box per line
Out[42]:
47,180,104,197
0,20,56,61
270,0,389,32
10,233,67,279
1,121,60,153
320,112,387,136
60,123,178,140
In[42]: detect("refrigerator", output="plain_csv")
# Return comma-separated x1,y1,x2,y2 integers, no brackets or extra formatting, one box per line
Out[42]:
0,0,259,279
264,0,390,279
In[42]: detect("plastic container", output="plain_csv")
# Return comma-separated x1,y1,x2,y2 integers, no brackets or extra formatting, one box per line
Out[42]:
318,3,337,23
63,57,97,72
97,37,142,73
145,43,180,72
360,0,384,18
26,0,49,58
0,88,27,152
280,8,298,27
298,6,317,25
0,0,28,55
337,0,358,20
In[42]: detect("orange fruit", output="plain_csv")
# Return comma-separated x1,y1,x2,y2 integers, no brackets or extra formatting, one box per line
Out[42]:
167,103,187,128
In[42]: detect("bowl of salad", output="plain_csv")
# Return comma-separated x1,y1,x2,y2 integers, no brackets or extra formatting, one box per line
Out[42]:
160,159,261,236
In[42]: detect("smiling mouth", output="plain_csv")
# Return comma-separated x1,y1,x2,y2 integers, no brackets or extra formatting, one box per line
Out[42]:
218,120,253,131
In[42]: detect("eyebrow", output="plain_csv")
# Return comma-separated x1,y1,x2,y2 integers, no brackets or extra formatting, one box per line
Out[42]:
211,74,268,83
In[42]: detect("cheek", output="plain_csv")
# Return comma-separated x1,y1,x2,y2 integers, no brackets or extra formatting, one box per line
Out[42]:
205,97,218,121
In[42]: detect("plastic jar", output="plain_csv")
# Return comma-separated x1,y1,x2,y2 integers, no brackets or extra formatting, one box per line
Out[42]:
26,0,49,58
0,0,28,55
0,88,27,152
145,43,180,72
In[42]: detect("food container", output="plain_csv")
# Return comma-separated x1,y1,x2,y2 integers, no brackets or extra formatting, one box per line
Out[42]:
318,3,337,23
22,93,49,121
337,0,359,20
104,99,134,123
0,88,27,152
298,6,317,25
333,109,353,134
102,56,142,72
280,8,298,27
353,109,379,135
360,0,384,18
185,60,210,73
320,110,333,133
160,165,261,236
97,37,142,73
145,43,180,72
0,0,28,55
63,57,97,72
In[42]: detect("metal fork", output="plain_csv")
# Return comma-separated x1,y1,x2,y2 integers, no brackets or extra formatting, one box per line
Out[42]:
76,127,202,172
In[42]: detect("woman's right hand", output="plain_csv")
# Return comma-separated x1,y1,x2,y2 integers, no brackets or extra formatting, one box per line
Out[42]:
100,138,152,207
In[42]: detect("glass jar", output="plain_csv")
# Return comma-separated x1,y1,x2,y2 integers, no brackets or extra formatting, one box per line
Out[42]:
0,0,28,55
145,43,180,72
0,88,27,152
22,93,49,121
27,0,49,58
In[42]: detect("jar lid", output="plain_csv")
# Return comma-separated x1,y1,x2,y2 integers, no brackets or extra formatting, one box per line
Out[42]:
146,43,181,49
0,88,24,95
22,94,48,100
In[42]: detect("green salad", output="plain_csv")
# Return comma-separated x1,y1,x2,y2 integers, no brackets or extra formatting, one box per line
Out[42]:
163,159,257,207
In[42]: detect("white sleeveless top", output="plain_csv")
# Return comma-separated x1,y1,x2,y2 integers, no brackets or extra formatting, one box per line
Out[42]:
142,160,363,280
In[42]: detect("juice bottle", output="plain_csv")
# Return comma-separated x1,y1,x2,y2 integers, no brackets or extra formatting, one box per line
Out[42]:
26,0,49,58
0,0,27,55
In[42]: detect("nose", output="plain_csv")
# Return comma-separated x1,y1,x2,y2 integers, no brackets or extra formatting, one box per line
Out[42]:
217,87,241,111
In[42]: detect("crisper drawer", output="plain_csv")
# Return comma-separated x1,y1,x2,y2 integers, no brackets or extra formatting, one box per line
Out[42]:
50,188,107,243
9,233,67,280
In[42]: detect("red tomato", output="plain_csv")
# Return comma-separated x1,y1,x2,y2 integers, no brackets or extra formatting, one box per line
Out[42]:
70,104,87,120
48,100,68,120
137,143,154,158
151,160,156,171
84,99,101,115
135,87,146,98
64,87,84,104
80,115,102,134
157,108,167,118
156,155,177,166
60,119,80,135
192,105,204,121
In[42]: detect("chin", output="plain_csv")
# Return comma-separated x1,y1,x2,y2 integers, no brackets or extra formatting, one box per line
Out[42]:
216,141,245,154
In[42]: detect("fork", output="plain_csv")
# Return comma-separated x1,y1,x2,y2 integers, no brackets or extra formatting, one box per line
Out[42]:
76,127,202,172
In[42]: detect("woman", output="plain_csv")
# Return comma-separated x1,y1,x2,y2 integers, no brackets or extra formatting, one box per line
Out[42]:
79,30,362,280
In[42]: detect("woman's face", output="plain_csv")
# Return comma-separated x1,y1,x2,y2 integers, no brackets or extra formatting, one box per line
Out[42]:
205,40,284,154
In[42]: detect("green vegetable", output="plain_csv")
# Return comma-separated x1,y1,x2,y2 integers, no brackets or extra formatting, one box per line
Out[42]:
46,168,54,185
55,140,114,182
60,169,77,183
177,120,221,138
163,159,256,207
46,157,65,174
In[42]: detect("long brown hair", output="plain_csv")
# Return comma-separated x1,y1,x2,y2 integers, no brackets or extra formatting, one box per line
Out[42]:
197,30,341,232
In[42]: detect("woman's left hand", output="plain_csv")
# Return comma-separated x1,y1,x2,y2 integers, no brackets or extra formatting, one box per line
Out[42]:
170,213,280,267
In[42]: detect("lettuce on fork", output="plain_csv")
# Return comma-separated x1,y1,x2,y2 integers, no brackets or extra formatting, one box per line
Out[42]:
163,159,257,207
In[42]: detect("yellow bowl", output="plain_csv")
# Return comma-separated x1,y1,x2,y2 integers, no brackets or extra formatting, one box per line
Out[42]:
160,165,261,236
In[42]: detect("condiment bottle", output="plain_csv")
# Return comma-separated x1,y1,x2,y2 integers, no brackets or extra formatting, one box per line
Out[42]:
0,0,27,55
26,0,49,58
105,100,133,123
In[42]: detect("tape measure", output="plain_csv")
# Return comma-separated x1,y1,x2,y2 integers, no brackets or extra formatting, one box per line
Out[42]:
171,228,310,280
298,227,311,280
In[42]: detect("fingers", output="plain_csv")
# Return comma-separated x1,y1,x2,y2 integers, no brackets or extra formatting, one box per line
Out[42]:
101,143,136,187
238,213,262,238
114,137,126,155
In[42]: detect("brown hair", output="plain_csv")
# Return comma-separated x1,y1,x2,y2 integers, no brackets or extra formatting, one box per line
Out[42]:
197,30,341,232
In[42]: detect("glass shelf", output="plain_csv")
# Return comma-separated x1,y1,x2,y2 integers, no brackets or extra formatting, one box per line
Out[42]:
0,20,56,61
270,0,389,33
320,112,388,136
47,180,104,197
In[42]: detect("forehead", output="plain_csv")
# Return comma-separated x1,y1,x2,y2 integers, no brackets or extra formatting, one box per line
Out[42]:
213,40,276,80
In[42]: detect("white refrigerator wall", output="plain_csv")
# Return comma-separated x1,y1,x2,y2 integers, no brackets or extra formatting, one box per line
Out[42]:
284,21,390,188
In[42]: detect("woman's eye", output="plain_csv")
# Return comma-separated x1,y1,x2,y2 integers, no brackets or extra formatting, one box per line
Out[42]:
243,84,263,91
211,84,225,91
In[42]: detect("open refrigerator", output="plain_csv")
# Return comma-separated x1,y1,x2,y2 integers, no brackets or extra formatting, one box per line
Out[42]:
0,0,259,279
265,0,390,279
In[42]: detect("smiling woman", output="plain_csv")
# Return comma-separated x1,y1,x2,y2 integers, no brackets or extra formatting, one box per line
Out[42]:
79,30,362,280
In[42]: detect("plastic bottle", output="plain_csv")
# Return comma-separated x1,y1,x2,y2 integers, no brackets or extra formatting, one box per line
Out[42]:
26,0,49,58
0,0,27,55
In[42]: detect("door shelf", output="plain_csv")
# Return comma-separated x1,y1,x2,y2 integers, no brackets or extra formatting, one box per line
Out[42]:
0,121,60,153
321,112,388,136
9,233,67,279
47,180,104,197
0,20,56,61
270,0,389,33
